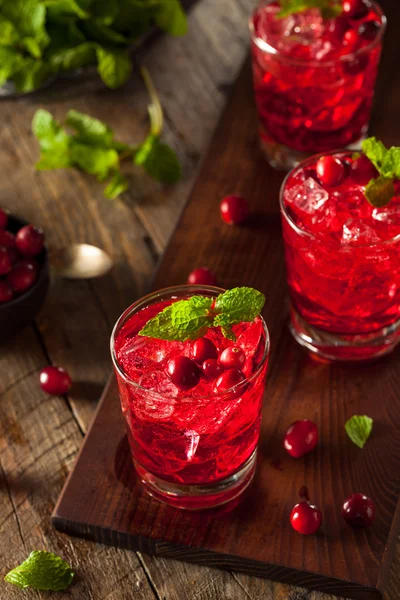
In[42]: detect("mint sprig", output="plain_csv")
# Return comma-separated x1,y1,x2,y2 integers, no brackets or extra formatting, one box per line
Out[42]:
139,287,266,342
32,68,181,199
362,137,400,207
345,415,373,449
278,0,342,19
4,551,74,591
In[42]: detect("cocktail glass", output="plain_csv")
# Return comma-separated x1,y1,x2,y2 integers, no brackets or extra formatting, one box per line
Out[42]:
249,1,386,170
111,285,270,509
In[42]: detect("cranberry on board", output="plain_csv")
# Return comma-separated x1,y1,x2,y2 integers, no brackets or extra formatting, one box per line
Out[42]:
316,155,346,187
219,345,246,370
202,358,223,380
40,366,72,395
283,419,318,458
0,247,12,275
342,493,376,528
7,260,38,293
213,368,247,396
220,195,249,225
187,267,218,286
0,280,13,303
166,356,200,391
16,225,44,257
290,501,322,535
342,0,370,19
191,338,217,364
0,229,15,249
0,208,8,229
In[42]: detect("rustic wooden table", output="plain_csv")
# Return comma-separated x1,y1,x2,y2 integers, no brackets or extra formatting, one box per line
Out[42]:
0,0,399,599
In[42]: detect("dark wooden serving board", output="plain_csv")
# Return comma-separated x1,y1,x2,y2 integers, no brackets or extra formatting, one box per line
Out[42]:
52,24,400,600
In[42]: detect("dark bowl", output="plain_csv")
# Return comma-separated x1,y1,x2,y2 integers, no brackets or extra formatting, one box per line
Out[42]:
1,215,49,342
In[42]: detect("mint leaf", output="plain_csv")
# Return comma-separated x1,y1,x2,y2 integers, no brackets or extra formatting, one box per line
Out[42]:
90,0,120,26
70,143,119,181
380,147,400,179
21,37,43,59
155,0,188,36
66,109,114,147
0,47,25,86
215,287,266,326
96,47,131,89
2,0,49,48
4,551,74,591
365,176,395,208
345,415,373,449
0,17,20,45
134,135,181,184
104,171,129,199
42,0,90,19
82,21,127,45
36,151,71,170
49,43,97,72
278,0,342,18
32,109,70,153
362,137,388,172
13,59,51,93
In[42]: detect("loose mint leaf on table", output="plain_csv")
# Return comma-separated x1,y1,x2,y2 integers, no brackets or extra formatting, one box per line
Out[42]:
277,0,342,18
345,415,373,449
96,47,131,89
365,176,395,208
66,109,114,147
105,171,129,199
70,143,120,181
155,0,188,36
32,109,70,153
4,550,74,591
135,135,182,184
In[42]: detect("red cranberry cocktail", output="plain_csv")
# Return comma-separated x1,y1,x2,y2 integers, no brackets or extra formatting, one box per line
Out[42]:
250,0,386,170
280,149,400,360
111,285,269,509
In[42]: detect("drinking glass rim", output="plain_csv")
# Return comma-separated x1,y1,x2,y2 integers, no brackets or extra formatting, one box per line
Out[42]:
279,149,400,248
110,284,270,401
249,0,386,68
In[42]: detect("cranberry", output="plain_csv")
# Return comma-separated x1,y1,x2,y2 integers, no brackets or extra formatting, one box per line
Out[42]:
7,259,38,293
0,280,13,303
343,29,361,52
343,0,369,19
213,368,247,397
316,155,346,187
326,16,349,41
290,501,322,535
343,53,369,75
187,267,218,286
342,493,375,528
351,154,378,184
358,20,380,41
220,195,249,225
16,225,44,257
202,358,223,380
40,366,72,395
283,419,318,458
191,338,217,364
0,229,15,249
166,356,200,391
6,247,20,264
219,345,246,370
0,247,12,275
0,208,8,229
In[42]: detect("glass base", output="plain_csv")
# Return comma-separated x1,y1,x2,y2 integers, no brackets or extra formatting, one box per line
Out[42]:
289,305,400,362
133,450,257,510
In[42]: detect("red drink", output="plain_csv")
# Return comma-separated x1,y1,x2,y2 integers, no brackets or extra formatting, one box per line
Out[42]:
250,1,386,170
111,286,269,509
281,151,400,360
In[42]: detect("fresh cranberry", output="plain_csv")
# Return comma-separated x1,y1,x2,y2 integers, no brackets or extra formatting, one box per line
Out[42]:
220,195,249,225
15,225,44,257
0,247,12,275
343,0,369,19
343,29,361,52
0,208,8,229
202,358,223,380
191,338,217,364
40,366,72,395
7,259,38,293
6,247,20,264
283,419,318,458
213,368,247,397
358,20,380,41
0,280,13,303
316,155,346,187
0,229,15,249
219,345,246,370
351,154,378,184
326,16,349,41
166,355,200,391
290,501,322,535
342,493,375,528
187,267,218,286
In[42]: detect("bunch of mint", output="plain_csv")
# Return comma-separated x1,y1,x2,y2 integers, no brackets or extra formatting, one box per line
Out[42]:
0,0,187,93
277,0,342,19
362,138,400,208
32,68,182,199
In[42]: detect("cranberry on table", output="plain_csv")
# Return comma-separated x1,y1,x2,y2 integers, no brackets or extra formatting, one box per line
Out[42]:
220,195,249,225
16,224,44,257
0,280,13,303
359,20,380,41
40,366,72,395
219,345,246,370
316,155,346,187
342,493,375,528
166,356,200,391
342,0,369,19
290,501,322,535
202,358,223,380
283,419,318,458
7,259,38,293
0,247,12,275
191,338,217,364
0,208,8,229
213,368,246,395
187,267,218,286
0,229,15,249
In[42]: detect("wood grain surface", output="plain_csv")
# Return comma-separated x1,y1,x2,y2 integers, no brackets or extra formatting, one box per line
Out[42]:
1,0,400,599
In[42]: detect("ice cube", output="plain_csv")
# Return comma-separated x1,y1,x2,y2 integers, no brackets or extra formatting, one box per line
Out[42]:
287,177,329,214
372,205,400,225
139,370,179,398
184,430,200,461
281,9,324,45
341,219,380,245
237,319,264,376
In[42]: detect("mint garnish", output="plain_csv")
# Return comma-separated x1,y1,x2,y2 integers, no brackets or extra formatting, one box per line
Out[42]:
139,287,266,342
4,551,74,591
277,0,342,19
345,415,373,449
362,137,400,207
